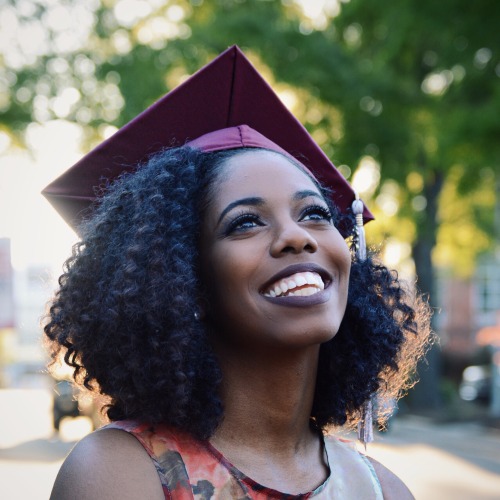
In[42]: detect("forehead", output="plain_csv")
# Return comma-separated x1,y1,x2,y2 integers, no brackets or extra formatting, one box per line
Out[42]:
215,150,322,203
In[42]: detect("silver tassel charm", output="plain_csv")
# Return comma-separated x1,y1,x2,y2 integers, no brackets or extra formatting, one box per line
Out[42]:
358,399,374,449
351,193,366,261
352,193,373,447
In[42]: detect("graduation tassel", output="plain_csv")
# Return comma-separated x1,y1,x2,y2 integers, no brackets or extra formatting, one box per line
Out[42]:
358,399,374,448
351,193,367,261
352,194,373,448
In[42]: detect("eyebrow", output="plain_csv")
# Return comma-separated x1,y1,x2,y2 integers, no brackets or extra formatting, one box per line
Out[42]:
293,190,325,202
217,197,264,225
216,190,325,225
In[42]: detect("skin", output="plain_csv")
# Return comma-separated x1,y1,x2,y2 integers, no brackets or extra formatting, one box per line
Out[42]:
50,150,414,499
201,150,351,353
199,150,351,492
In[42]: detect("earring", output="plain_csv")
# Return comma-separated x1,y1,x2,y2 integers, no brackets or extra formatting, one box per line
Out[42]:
352,194,373,447
194,311,201,321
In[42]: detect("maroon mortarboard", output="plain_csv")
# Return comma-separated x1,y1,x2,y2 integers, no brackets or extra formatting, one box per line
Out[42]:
42,45,373,232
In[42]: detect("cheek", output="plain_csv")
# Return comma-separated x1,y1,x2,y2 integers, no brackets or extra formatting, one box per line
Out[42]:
203,246,251,311
327,234,351,303
339,231,352,263
341,251,352,299
325,231,351,273
341,245,352,281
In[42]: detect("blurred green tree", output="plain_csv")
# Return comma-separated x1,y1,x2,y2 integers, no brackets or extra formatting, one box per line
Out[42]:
1,0,499,408
327,0,499,408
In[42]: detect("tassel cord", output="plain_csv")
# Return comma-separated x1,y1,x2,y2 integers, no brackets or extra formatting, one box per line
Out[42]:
352,194,373,447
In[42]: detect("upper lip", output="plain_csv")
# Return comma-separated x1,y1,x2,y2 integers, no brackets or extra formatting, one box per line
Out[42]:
259,263,333,294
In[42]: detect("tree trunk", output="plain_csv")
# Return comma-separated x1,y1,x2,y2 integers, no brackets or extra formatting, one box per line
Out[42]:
408,168,444,411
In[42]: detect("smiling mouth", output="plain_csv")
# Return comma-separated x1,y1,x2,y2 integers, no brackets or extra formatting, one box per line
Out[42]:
263,271,325,298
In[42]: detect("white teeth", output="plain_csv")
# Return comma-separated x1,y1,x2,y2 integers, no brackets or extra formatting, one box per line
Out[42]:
286,287,317,297
264,271,326,298
305,272,325,290
304,272,313,283
295,275,307,287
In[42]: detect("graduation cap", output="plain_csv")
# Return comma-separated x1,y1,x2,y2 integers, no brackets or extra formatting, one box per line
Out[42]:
42,45,373,231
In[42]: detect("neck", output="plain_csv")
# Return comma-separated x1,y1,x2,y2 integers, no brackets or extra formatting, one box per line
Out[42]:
208,342,330,494
210,343,320,455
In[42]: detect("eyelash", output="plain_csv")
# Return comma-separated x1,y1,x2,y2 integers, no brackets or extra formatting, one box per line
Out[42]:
300,204,333,222
224,204,333,236
224,211,263,235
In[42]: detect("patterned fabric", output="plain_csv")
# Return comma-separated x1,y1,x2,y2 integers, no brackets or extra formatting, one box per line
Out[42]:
104,420,383,499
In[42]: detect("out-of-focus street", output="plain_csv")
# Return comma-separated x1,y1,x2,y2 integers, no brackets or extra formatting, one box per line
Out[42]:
0,388,499,500
0,387,93,500
367,417,500,500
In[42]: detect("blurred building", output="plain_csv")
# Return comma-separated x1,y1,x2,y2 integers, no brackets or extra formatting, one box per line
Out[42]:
438,252,500,358
0,238,54,387
0,238,15,386
0,237,14,329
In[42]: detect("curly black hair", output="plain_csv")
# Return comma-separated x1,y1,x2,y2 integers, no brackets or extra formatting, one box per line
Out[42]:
44,146,432,440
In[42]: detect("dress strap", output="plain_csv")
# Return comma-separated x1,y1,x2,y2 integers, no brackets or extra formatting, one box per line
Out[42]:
323,436,384,499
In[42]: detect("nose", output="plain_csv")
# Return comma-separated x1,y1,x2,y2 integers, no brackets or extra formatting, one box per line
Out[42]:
270,220,318,257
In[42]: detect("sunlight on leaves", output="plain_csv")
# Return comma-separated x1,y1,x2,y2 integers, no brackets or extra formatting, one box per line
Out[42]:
434,166,495,278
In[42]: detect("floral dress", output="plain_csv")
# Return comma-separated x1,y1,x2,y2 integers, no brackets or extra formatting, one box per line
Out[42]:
104,420,383,499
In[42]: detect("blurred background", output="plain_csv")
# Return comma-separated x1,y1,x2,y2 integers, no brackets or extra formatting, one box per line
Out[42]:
0,0,499,498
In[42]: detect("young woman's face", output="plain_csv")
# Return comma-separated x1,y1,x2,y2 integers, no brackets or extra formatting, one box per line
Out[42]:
200,150,351,352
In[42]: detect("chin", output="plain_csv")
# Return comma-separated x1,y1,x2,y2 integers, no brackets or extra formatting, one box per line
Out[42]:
279,323,340,349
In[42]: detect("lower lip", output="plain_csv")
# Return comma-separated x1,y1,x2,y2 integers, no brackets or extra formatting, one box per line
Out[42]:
261,285,332,308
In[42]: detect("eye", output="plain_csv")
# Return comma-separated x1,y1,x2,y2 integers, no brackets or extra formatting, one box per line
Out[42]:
300,204,333,223
225,212,263,235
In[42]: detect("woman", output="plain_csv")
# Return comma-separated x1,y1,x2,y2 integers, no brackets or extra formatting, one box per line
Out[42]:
44,47,431,499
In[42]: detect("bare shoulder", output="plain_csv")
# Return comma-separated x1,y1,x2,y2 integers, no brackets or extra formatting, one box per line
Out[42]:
367,456,415,500
50,428,164,500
